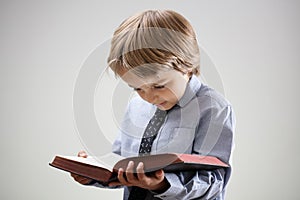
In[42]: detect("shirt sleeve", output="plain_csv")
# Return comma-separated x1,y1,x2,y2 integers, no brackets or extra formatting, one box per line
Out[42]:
153,104,235,200
112,131,122,155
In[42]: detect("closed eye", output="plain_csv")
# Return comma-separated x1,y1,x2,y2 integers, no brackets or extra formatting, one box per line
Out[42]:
131,85,165,91
133,88,141,91
153,85,165,89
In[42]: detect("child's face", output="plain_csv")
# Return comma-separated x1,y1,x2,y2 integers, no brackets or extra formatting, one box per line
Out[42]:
118,68,190,110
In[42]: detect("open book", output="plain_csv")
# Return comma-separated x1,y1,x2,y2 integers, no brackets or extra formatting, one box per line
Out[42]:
49,153,229,185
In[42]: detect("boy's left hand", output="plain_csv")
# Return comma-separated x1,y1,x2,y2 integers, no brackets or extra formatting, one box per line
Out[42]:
109,161,170,192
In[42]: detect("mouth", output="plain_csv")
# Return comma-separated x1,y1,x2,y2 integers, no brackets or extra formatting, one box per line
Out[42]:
155,101,167,107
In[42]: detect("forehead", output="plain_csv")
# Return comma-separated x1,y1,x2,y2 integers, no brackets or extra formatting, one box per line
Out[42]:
118,68,175,87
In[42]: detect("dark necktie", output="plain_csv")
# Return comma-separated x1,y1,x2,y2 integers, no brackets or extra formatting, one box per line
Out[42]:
128,108,167,200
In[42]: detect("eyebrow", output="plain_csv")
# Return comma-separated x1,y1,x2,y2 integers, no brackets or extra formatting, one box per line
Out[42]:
128,84,135,88
128,78,169,89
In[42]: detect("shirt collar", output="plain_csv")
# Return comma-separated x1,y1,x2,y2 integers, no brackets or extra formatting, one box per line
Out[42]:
177,75,202,108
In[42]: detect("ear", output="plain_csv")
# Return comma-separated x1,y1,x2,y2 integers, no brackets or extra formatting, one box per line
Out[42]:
188,69,194,76
183,72,192,81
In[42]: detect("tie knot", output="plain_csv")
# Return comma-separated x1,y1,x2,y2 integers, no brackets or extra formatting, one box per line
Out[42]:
154,108,167,117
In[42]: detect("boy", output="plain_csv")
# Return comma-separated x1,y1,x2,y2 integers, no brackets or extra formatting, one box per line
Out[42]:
72,10,235,200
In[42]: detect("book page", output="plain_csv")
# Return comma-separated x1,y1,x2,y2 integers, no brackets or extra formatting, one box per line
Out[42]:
60,152,124,170
94,152,124,169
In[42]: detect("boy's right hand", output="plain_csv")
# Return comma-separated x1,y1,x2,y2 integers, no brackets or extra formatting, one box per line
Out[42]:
70,150,94,185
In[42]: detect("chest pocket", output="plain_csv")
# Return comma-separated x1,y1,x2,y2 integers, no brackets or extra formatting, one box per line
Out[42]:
156,127,195,154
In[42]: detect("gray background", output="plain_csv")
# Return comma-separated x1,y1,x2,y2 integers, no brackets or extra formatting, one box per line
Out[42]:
1,0,299,199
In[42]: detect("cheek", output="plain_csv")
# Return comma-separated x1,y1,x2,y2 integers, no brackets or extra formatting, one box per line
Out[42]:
136,91,146,100
160,89,180,102
167,84,186,100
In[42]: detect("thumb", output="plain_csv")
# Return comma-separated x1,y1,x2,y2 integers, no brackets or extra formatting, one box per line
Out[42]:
155,169,164,179
77,150,88,158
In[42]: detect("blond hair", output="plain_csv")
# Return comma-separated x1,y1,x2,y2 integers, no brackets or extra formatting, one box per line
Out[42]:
107,10,200,77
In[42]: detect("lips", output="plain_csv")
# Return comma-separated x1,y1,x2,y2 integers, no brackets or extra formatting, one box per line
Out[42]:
155,101,167,107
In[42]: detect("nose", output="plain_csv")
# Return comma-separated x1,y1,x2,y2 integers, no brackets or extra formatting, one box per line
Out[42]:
141,88,157,104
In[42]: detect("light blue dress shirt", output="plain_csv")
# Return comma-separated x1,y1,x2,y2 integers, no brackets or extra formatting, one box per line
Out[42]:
109,75,235,200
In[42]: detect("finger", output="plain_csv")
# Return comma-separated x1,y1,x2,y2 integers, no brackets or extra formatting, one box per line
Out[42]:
117,168,129,185
154,169,164,181
125,161,136,183
77,150,88,158
80,178,93,185
71,173,78,178
72,174,82,182
108,181,122,187
136,162,147,181
70,172,76,177
72,175,92,185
